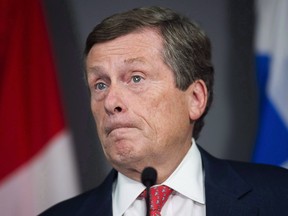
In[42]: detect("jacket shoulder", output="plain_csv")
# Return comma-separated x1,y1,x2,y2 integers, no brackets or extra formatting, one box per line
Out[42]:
228,160,288,189
39,170,117,216
38,188,98,216
199,145,288,214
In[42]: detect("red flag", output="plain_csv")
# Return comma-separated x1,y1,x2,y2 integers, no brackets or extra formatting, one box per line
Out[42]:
0,0,79,215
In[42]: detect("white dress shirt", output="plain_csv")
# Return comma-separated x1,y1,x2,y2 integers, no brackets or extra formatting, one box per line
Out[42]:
112,139,206,216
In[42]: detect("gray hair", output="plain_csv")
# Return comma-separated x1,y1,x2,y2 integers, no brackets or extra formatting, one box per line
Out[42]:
84,6,214,140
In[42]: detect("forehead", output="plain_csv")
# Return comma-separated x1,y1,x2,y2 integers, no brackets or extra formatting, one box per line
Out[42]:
86,29,164,67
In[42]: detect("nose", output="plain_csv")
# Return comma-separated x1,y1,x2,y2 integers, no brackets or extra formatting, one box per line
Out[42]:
104,84,127,115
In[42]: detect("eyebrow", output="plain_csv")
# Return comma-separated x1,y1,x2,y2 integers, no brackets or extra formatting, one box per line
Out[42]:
86,57,148,75
123,57,146,65
86,65,103,74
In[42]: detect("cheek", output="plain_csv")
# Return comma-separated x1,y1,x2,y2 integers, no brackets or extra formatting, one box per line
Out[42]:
148,92,189,134
90,101,105,135
91,98,104,118
140,95,172,133
148,90,187,118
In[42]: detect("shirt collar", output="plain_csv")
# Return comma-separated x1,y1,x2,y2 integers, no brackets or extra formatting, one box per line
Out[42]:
113,172,145,216
163,139,205,204
112,139,205,216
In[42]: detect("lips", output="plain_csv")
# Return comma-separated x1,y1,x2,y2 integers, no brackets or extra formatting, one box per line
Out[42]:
104,122,136,136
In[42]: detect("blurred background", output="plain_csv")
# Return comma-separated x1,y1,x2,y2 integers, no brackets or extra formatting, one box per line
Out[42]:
1,0,287,215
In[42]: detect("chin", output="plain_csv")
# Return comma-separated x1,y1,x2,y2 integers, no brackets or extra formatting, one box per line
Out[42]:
109,150,145,171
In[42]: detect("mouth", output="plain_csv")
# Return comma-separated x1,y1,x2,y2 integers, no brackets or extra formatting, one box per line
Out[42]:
105,123,136,136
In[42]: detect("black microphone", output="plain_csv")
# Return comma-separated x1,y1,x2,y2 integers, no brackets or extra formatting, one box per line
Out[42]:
141,167,157,216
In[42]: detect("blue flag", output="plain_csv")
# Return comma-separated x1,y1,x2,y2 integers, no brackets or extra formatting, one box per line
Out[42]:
253,0,288,168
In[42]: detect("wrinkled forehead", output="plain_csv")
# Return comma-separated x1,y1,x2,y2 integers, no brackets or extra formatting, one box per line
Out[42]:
85,28,164,63
85,25,163,56
85,29,168,77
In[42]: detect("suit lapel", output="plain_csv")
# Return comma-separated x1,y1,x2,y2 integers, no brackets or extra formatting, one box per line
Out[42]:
77,169,117,216
198,146,258,216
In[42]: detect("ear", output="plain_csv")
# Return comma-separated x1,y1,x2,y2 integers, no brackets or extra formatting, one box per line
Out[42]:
186,79,208,121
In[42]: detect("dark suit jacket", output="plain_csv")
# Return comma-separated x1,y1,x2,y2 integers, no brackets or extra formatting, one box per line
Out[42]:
40,146,288,216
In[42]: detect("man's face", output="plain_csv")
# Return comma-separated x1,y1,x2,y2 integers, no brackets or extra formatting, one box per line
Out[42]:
86,29,194,181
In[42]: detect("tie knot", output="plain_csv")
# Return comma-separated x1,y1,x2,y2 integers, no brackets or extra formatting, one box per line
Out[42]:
140,185,173,215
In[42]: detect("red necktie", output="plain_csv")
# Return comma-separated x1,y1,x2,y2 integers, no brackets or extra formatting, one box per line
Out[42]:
140,185,173,216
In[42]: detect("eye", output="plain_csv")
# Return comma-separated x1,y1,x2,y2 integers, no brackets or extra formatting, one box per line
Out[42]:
131,75,143,83
95,82,107,91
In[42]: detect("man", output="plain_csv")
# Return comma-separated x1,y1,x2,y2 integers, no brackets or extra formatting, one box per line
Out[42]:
41,6,288,216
